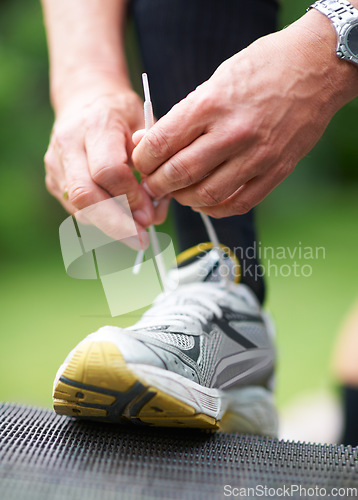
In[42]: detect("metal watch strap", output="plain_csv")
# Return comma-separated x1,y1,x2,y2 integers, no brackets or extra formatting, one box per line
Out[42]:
309,0,358,30
308,0,358,64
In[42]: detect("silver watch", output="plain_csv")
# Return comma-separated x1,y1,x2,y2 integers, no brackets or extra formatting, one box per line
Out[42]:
309,0,358,65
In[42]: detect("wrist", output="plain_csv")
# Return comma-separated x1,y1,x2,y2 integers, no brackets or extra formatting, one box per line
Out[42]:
51,66,133,114
51,70,143,134
290,6,358,108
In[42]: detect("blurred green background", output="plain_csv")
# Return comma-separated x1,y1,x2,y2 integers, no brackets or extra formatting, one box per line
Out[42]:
0,0,357,420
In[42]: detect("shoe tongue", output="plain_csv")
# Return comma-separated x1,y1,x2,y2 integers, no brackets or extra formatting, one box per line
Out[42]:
166,243,240,288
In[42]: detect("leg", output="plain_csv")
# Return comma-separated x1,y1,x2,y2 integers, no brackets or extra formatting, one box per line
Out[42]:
131,0,279,303
341,386,358,446
332,301,358,445
52,0,278,434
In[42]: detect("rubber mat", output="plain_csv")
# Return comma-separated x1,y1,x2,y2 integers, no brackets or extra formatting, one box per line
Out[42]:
0,403,357,500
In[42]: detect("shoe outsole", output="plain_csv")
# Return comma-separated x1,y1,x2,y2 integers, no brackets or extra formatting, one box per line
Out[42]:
53,341,219,429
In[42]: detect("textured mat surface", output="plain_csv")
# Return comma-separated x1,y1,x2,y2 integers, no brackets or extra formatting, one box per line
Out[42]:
0,403,357,500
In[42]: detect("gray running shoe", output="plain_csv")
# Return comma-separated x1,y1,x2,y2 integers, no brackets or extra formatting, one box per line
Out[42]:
53,243,277,435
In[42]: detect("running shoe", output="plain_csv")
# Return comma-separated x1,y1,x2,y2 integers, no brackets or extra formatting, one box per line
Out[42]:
53,242,277,435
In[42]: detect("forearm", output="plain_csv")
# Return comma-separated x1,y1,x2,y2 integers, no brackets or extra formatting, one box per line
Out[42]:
41,0,131,112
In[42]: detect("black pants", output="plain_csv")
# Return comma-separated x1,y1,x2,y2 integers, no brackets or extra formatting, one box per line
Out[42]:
341,386,358,446
131,0,279,303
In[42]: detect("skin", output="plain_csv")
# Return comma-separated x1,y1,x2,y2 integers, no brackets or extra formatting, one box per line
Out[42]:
132,9,358,218
42,0,168,249
42,1,358,240
332,301,358,385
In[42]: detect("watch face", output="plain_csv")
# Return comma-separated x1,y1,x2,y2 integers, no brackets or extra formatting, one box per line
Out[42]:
346,24,358,57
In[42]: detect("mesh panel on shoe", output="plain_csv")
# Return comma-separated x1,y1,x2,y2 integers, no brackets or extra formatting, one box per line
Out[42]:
197,326,223,385
143,332,195,350
229,322,270,348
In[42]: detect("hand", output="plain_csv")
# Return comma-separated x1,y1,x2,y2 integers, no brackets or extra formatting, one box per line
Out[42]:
132,12,358,218
45,82,169,249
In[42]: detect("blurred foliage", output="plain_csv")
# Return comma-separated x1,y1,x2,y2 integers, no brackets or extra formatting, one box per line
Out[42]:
280,1,358,184
0,0,357,410
0,0,357,264
0,0,56,263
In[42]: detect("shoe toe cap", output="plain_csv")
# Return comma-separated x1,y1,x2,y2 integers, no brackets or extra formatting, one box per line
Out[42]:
86,326,167,369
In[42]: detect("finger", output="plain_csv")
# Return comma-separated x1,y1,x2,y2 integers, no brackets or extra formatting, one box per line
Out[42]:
198,167,286,218
132,93,206,176
172,151,273,207
85,126,155,227
45,142,97,228
44,146,66,192
132,129,146,146
44,170,93,229
153,197,171,225
44,146,78,213
58,141,149,249
44,170,136,236
142,132,237,200
45,173,77,213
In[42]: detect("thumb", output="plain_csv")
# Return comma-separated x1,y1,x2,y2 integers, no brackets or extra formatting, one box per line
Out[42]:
132,129,146,147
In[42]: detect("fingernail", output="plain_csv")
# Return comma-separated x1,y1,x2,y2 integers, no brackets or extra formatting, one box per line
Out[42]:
154,196,171,209
142,181,156,199
132,129,146,146
125,230,150,251
133,208,152,226
139,230,150,249
125,235,143,251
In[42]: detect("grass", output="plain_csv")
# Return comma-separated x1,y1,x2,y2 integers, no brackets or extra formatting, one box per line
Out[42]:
1,172,357,411
1,0,357,416
259,176,358,407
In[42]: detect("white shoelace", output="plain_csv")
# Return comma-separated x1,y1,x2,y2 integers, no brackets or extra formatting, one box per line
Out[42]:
133,210,223,288
133,74,225,289
128,282,232,332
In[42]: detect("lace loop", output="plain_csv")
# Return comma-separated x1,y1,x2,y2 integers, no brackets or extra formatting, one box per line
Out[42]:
128,283,231,332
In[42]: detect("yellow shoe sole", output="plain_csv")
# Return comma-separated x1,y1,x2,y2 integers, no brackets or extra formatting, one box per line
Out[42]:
53,341,219,430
